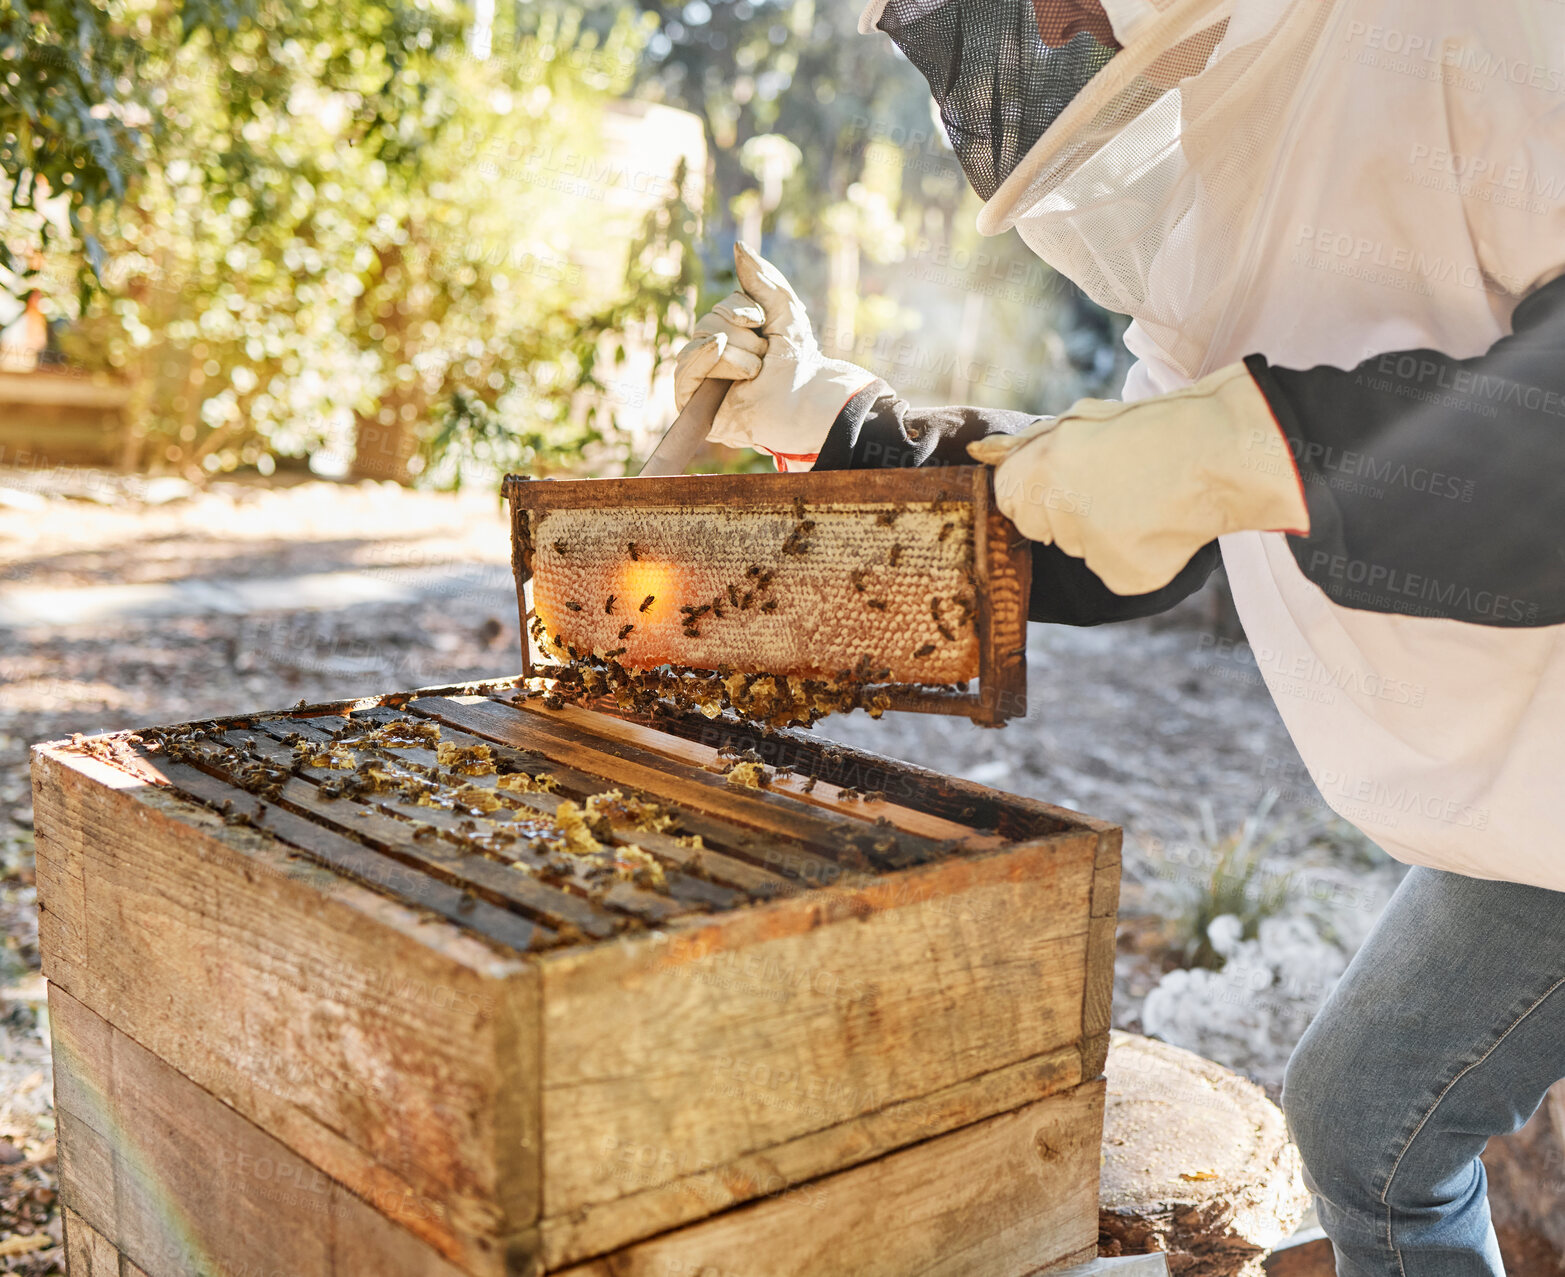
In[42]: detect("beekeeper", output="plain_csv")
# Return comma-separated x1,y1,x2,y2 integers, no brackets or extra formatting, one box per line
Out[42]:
675,2,1565,1273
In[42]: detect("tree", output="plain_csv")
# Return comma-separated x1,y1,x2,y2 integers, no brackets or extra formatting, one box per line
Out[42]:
621,0,1129,413
2,0,700,480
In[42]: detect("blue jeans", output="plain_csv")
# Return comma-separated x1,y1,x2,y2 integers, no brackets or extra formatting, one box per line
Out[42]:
1282,866,1565,1277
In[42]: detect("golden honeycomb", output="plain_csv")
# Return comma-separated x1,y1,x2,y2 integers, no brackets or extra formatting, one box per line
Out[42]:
527,500,979,685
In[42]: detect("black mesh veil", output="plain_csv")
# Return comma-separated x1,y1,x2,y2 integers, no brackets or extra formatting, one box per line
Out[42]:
867,0,1121,201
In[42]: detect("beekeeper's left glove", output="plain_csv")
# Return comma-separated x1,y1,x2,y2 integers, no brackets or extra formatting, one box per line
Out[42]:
673,242,877,471
967,363,1309,595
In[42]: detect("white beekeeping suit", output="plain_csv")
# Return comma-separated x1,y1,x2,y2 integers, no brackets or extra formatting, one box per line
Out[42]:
863,0,1565,891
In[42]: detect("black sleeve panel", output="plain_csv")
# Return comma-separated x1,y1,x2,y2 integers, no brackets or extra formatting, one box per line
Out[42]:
812,380,1221,626
1247,273,1565,628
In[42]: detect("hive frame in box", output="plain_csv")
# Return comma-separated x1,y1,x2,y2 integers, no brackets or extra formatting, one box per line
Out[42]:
502,465,1032,726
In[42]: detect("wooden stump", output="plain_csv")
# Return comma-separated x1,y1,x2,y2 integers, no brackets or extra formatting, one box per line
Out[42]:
1098,1032,1309,1277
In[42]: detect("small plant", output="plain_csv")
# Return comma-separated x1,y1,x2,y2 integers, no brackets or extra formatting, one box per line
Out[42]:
1171,790,1296,970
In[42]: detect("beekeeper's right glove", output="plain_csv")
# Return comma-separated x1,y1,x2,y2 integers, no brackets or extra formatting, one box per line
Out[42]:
968,362,1310,595
673,242,877,471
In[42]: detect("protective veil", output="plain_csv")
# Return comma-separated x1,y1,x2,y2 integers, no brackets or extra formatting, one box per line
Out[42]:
861,0,1565,893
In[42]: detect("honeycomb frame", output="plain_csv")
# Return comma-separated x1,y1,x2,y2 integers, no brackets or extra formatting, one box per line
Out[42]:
503,467,1031,726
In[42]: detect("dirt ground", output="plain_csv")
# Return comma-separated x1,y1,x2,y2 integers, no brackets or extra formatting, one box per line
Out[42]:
0,464,1474,1265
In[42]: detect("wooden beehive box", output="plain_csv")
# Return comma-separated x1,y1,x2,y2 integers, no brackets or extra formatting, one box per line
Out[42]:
33,685,1119,1277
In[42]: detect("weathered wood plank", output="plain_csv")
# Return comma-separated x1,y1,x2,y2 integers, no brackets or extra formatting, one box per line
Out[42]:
1093,827,1124,915
409,696,946,870
539,1043,1086,1269
504,465,993,512
154,752,554,949
197,725,627,936
51,987,483,1277
340,706,816,898
554,1080,1106,1277
63,1204,119,1276
406,699,862,888
534,829,1099,1220
33,745,540,1274
321,709,751,911
527,700,1009,850
633,706,1103,841
972,464,1032,727
1083,915,1117,1045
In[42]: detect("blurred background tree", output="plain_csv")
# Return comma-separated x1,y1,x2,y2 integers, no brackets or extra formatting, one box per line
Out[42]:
615,0,1129,410
2,0,1122,485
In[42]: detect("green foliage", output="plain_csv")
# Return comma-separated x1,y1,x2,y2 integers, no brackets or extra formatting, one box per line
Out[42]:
3,0,1128,482
3,0,699,480
1173,791,1297,970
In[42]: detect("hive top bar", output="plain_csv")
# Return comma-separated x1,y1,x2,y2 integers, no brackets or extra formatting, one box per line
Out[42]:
38,683,1098,959
504,466,1032,726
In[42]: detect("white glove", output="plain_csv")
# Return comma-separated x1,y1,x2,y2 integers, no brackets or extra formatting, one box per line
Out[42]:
674,242,877,472
967,362,1310,595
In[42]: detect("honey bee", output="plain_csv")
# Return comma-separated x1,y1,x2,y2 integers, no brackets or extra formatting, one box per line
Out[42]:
936,620,956,642
727,583,740,607
876,510,897,526
565,600,583,612
937,521,954,542
553,539,569,555
866,598,887,611
628,541,640,561
850,569,868,593
760,599,778,613
914,642,936,658
604,594,616,614
617,623,635,640
781,528,811,556
640,595,656,612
